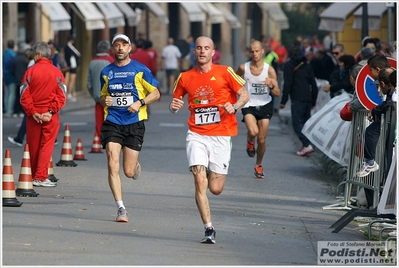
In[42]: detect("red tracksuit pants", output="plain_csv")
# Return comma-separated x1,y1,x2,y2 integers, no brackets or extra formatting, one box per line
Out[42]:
95,102,105,137
26,115,60,181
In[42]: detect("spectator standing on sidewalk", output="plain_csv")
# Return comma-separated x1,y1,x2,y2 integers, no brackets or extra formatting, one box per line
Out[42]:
279,45,318,156
87,40,114,138
130,39,156,76
8,48,35,147
48,40,70,76
3,39,16,117
64,34,81,102
331,43,345,67
99,34,160,223
11,42,29,117
323,54,356,98
161,37,181,95
235,40,280,179
144,40,159,77
20,42,67,187
169,36,249,244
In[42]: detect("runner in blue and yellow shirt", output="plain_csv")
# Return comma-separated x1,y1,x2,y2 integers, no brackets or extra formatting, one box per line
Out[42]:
99,33,160,223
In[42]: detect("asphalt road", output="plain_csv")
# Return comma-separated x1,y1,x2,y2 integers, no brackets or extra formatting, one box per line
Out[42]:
2,94,365,266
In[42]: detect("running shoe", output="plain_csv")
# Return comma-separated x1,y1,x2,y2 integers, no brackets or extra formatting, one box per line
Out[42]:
356,161,379,177
67,94,77,102
246,141,255,157
296,145,314,156
201,227,216,244
8,136,23,147
254,165,264,179
132,161,141,180
33,179,57,187
116,207,128,222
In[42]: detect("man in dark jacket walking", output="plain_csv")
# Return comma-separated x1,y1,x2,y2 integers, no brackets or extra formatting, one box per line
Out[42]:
280,45,318,156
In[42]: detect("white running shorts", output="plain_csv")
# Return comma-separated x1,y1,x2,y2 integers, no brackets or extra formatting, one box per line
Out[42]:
186,130,232,175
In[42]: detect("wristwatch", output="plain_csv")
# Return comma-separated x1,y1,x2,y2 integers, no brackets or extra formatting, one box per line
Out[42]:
233,104,238,114
48,110,55,115
139,99,146,107
269,84,275,90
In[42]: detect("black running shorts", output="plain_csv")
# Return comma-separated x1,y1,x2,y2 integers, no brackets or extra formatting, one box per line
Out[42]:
101,120,145,151
241,102,274,122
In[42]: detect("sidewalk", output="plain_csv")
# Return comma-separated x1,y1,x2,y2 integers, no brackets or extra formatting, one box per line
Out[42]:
61,91,94,114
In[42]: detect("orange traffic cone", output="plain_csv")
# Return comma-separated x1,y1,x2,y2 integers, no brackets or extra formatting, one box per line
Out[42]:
16,144,38,197
2,150,23,207
56,124,77,167
89,133,103,153
48,157,58,182
73,138,87,161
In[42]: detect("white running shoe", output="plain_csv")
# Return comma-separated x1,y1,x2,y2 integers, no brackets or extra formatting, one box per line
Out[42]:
33,179,57,187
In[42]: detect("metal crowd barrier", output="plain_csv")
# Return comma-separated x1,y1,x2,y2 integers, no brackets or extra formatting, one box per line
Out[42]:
343,109,385,209
327,101,396,233
341,101,396,210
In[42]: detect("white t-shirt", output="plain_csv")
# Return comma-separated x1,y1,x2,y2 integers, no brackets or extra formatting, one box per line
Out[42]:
161,45,181,70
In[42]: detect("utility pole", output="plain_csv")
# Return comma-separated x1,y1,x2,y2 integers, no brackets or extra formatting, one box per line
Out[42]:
361,3,368,39
386,2,394,43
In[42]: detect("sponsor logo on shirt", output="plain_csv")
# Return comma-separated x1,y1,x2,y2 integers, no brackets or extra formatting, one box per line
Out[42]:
194,106,218,113
114,72,135,78
123,83,133,89
109,84,123,90
110,92,133,97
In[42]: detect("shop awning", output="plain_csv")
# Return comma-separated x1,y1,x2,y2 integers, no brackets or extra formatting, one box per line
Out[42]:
214,4,241,29
146,3,169,24
115,3,139,27
318,3,361,32
198,3,225,24
180,3,205,22
96,3,125,28
71,3,105,30
40,3,71,31
352,3,388,31
262,3,289,30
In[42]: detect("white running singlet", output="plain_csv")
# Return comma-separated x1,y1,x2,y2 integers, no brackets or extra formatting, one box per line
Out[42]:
243,61,272,108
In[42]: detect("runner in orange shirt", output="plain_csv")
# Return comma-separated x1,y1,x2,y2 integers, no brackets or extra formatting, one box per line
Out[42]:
169,36,249,244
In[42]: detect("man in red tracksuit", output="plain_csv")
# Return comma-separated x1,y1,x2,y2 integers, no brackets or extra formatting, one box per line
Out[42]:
20,41,67,187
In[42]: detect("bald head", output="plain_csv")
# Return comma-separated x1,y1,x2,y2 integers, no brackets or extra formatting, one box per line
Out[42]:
250,40,262,49
195,36,214,50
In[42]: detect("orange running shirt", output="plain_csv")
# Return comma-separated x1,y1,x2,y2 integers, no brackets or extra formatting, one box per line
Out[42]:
173,64,245,136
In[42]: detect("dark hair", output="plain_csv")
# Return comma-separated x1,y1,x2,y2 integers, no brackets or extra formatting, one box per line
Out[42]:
367,54,391,69
7,40,14,49
389,70,396,87
144,40,152,49
288,45,302,58
363,37,377,48
67,34,76,41
377,67,393,86
25,36,34,44
136,39,145,48
338,54,355,69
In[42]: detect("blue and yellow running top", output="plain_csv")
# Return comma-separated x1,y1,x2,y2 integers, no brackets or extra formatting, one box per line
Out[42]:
100,60,159,125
